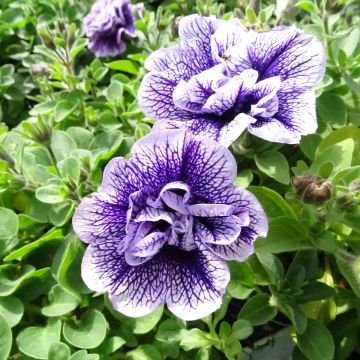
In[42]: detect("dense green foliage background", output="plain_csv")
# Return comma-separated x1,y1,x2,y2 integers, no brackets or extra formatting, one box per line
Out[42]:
0,0,359,359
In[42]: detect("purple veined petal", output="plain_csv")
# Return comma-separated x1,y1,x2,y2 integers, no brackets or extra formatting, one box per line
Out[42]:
194,215,243,245
248,76,281,118
168,217,196,251
203,187,268,261
147,181,191,215
173,65,228,112
135,207,175,224
248,26,325,86
130,130,237,197
218,113,257,147
81,242,166,317
137,71,193,122
188,203,236,217
202,69,258,116
211,22,246,63
72,194,127,244
125,231,168,265
165,245,230,320
101,157,141,207
83,242,229,320
179,15,222,58
248,83,317,144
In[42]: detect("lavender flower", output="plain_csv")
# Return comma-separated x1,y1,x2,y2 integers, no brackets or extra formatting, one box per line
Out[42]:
138,15,325,146
72,130,267,320
84,0,136,57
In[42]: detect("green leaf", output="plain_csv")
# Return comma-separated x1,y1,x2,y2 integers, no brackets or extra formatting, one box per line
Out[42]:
255,150,290,184
16,319,61,359
0,207,18,239
256,253,284,285
107,60,140,75
63,309,107,349
316,126,360,165
36,184,64,204
70,38,88,58
47,342,71,360
29,101,57,116
255,216,312,253
248,186,297,219
227,262,254,299
50,131,77,162
0,295,23,327
3,229,62,261
58,157,81,183
277,300,308,334
232,319,253,340
126,344,162,360
219,321,232,338
55,100,78,123
297,319,335,360
0,314,12,360
41,284,79,317
311,138,354,176
336,256,360,298
317,92,347,128
235,169,253,188
155,319,185,343
179,329,213,351
54,234,88,297
105,80,123,102
69,350,99,360
98,336,126,355
0,264,35,296
195,347,211,360
49,200,75,227
238,294,277,326
295,282,335,303
222,336,242,359
66,127,94,149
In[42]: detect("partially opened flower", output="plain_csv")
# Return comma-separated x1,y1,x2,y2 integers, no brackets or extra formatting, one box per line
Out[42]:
138,15,325,146
84,0,137,57
72,130,267,320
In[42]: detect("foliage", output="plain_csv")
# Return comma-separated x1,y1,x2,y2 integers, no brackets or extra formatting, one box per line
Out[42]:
0,0,359,359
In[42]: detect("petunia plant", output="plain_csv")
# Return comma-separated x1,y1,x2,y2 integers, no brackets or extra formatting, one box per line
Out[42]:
0,0,360,359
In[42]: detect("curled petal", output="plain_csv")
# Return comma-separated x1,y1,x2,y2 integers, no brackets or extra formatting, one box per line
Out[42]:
248,84,317,144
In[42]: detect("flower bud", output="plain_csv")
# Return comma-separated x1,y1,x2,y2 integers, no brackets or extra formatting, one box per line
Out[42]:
292,174,332,204
38,27,56,50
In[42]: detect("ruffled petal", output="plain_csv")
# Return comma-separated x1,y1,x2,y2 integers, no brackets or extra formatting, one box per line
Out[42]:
82,243,229,320
248,84,317,144
72,194,127,244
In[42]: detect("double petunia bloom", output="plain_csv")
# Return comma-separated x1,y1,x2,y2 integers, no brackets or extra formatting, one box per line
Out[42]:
138,15,325,145
73,130,267,320
77,10,325,319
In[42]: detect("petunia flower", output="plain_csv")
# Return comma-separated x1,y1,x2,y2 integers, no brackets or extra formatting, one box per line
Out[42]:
72,130,267,320
138,15,325,146
84,0,137,57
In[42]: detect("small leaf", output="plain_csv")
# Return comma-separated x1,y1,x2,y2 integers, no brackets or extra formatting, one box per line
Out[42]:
36,184,64,204
255,150,290,184
50,131,77,162
180,329,213,351
107,60,139,75
0,295,23,327
297,319,335,360
232,319,253,340
317,92,347,128
0,207,18,238
0,314,12,360
16,319,61,359
41,284,79,317
238,294,277,326
63,309,107,349
48,342,71,360
255,216,312,253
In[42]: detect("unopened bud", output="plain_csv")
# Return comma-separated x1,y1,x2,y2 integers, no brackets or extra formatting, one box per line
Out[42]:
292,174,332,204
38,27,55,50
